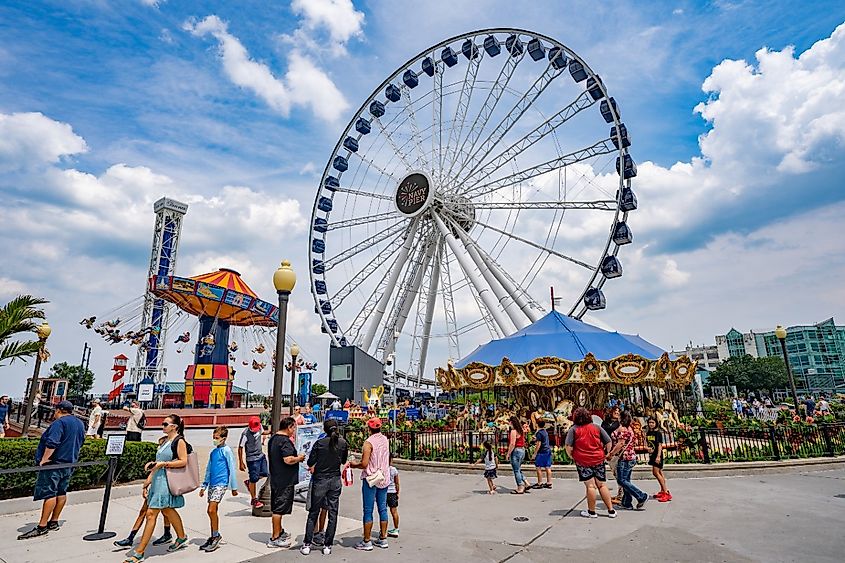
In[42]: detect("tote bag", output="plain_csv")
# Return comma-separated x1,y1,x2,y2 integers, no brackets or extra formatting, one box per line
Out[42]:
166,447,200,496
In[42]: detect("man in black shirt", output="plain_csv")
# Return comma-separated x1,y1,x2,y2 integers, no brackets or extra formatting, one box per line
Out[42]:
267,416,305,549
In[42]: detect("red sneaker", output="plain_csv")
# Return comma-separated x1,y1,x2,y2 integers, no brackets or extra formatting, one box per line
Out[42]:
653,492,666,500
662,492,672,502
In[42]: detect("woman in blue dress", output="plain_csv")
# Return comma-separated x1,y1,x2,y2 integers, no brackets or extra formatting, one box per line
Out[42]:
124,414,189,562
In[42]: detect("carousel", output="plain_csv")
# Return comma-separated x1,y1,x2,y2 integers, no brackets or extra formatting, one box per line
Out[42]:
435,310,695,431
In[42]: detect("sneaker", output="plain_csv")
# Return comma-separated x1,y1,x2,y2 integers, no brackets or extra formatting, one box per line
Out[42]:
387,528,399,538
168,537,189,552
251,498,265,509
322,546,332,555
280,530,291,541
619,504,634,510
354,541,373,551
607,510,617,518
114,536,135,548
662,492,672,501
580,510,598,519
300,544,311,555
267,536,292,549
636,497,648,510
199,537,214,551
373,538,389,549
46,521,60,531
17,526,48,540
204,535,222,552
313,532,325,546
152,533,173,546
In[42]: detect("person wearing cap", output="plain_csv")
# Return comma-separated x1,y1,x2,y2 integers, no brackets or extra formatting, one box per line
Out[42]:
239,415,270,508
348,417,391,551
87,398,103,438
18,400,86,540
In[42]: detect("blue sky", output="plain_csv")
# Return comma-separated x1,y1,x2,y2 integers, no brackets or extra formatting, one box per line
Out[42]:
1,0,844,395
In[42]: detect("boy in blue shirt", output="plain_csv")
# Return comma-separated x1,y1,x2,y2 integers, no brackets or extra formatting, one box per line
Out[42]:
199,426,238,552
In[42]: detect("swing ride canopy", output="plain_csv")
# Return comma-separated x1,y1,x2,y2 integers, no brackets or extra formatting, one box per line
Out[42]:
149,268,278,327
435,311,696,391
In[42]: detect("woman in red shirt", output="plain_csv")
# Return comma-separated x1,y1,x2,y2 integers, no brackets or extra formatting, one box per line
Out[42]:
564,407,616,518
608,411,648,510
506,416,530,494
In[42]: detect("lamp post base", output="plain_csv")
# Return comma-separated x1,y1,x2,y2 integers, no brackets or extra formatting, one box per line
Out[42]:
253,480,273,517
83,531,117,541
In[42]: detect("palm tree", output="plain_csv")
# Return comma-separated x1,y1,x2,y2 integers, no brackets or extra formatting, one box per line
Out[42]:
0,295,49,366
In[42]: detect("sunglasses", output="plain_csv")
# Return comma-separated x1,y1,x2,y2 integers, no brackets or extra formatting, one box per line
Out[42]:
162,422,174,427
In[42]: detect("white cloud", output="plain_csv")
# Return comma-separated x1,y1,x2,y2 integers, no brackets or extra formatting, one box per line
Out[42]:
290,0,365,56
139,0,165,7
0,276,27,299
185,15,349,122
0,112,87,172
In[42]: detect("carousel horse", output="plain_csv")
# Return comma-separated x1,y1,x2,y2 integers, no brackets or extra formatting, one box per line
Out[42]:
553,399,575,432
663,400,681,430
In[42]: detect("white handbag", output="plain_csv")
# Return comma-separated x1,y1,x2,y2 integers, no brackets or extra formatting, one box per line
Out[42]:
365,469,385,488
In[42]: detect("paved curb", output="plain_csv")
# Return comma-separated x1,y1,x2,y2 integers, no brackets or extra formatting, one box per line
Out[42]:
0,480,144,516
394,455,845,478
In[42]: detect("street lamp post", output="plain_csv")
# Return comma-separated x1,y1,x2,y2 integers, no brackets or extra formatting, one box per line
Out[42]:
289,344,300,412
775,325,800,413
22,323,51,435
271,260,296,433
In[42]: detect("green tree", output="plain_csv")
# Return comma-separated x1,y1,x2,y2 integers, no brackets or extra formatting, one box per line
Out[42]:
51,361,95,397
0,295,49,366
312,383,328,397
708,354,788,393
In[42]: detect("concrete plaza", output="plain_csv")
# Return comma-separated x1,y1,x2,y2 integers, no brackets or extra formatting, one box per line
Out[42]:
0,465,843,562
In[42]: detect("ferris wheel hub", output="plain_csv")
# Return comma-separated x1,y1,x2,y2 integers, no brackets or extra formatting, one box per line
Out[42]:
395,170,434,217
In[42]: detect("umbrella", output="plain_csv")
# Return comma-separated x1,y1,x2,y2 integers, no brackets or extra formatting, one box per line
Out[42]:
316,391,339,400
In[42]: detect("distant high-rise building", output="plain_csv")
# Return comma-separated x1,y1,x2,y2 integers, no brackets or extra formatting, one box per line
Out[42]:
681,344,721,372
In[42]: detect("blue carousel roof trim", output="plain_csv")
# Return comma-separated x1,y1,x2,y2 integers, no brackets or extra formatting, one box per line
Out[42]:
455,310,666,368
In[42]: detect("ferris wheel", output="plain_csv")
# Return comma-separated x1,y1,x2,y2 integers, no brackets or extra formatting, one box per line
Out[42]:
308,28,637,382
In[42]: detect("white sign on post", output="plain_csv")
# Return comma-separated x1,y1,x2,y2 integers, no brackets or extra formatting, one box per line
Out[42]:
106,433,126,456
137,383,154,402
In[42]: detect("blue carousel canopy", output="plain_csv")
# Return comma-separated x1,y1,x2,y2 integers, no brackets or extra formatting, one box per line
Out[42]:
455,310,666,368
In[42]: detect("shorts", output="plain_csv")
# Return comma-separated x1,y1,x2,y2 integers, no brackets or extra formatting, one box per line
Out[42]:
206,485,228,503
86,427,98,436
387,492,399,508
34,467,73,501
125,431,142,442
535,452,552,468
484,468,498,480
575,463,607,482
247,456,269,483
271,483,295,515
648,457,664,470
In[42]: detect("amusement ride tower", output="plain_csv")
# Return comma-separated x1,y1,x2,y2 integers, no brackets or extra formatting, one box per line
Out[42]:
132,197,188,389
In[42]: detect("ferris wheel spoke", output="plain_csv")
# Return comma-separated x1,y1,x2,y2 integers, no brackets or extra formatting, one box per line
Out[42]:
450,220,543,323
439,239,461,359
472,200,617,211
453,63,564,190
323,220,407,271
349,152,401,183
401,87,429,170
408,238,442,382
432,211,514,335
372,115,415,173
431,57,444,183
334,187,392,201
378,234,437,358
330,237,404,310
361,219,421,351
441,47,484,181
459,90,597,188
472,216,596,271
326,210,398,231
450,48,525,188
465,138,616,199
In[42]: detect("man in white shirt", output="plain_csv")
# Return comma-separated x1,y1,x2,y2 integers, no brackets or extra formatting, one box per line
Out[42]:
87,399,102,437
330,399,342,411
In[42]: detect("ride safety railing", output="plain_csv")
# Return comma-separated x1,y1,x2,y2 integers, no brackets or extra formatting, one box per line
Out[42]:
341,423,845,465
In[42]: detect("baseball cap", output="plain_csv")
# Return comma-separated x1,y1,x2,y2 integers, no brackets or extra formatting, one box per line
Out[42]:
366,417,382,429
57,400,74,412
248,416,262,431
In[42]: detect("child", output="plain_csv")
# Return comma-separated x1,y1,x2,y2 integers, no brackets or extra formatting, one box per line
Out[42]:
238,416,269,508
386,453,400,538
475,440,498,494
199,426,239,552
532,420,553,489
645,417,670,501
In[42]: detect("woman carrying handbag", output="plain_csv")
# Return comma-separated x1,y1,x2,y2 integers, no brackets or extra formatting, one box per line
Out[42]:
124,414,192,562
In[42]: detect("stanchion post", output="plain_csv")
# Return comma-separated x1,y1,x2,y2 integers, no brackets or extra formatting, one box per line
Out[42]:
84,434,124,541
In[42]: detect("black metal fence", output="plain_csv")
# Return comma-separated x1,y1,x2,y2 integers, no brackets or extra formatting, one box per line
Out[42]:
342,423,845,465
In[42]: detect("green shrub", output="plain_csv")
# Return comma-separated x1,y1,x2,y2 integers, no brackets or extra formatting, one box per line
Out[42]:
0,438,157,499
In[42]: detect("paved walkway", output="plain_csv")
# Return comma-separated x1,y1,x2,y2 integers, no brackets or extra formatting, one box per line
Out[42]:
1,466,843,562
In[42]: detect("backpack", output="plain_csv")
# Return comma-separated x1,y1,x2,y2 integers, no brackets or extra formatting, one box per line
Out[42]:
171,435,194,457
136,412,146,430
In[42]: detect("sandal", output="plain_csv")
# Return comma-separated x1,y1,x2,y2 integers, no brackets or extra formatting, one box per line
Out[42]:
510,490,524,495
167,537,189,552
123,551,144,563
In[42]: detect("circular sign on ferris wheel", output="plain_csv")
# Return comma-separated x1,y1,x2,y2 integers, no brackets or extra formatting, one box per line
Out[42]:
395,171,433,217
